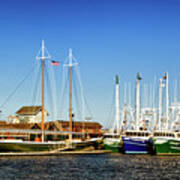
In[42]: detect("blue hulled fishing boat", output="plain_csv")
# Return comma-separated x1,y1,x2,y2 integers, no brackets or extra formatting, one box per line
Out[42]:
122,73,152,154
122,130,151,154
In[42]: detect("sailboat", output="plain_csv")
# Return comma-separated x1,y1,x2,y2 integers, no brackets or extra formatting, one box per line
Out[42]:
152,72,180,155
122,73,151,154
103,75,122,153
0,41,67,152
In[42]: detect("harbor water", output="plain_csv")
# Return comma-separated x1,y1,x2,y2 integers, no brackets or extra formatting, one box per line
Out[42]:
0,154,179,179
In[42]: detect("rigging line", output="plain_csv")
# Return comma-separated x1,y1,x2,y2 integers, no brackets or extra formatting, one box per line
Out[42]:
72,70,81,121
45,63,54,121
74,65,85,122
105,88,115,129
31,61,41,116
32,62,41,106
83,94,93,119
75,66,93,119
44,47,51,59
108,86,116,129
59,66,68,120
46,61,58,121
0,64,36,109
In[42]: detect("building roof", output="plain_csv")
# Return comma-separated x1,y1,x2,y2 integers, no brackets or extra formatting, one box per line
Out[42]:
16,106,48,116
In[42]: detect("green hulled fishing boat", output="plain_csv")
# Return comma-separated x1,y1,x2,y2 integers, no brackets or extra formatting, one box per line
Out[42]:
103,134,122,152
152,73,180,155
153,137,180,155
152,131,180,155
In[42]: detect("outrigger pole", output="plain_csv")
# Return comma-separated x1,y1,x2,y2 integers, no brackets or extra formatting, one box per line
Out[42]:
36,40,51,142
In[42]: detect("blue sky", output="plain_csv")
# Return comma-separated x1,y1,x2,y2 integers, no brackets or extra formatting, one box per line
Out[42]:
0,0,180,127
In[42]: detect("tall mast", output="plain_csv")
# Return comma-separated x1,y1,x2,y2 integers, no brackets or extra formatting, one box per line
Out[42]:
115,75,120,134
41,41,45,142
64,48,78,141
136,73,141,130
158,78,163,131
36,40,51,142
69,48,73,141
165,72,169,130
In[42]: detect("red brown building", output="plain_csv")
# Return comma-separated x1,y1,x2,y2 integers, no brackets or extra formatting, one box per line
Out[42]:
0,120,103,140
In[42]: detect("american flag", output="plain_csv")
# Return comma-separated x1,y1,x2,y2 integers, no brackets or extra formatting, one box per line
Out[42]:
51,60,59,66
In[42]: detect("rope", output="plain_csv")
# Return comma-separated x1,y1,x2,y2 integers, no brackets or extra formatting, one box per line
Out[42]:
72,69,81,121
0,64,35,109
45,63,54,121
32,62,41,106
104,87,115,129
59,67,68,120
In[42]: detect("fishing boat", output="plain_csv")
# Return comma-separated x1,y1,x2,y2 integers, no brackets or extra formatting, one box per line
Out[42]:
103,75,122,152
122,130,151,154
152,73,180,155
122,73,152,154
103,133,122,153
152,131,180,155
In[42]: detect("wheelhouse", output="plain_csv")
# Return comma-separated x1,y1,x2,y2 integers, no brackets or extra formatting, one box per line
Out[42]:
153,131,175,137
124,131,150,137
103,133,120,138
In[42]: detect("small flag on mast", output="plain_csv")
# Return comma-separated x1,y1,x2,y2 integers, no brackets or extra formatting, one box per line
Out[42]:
51,60,59,66
137,73,142,80
115,75,119,84
163,73,167,80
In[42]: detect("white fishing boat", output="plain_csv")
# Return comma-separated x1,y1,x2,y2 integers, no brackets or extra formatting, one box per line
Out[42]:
103,75,122,152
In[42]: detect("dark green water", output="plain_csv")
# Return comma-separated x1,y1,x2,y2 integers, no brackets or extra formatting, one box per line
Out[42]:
0,154,179,180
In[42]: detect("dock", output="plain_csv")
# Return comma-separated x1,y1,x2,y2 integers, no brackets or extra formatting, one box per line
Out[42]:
0,150,111,156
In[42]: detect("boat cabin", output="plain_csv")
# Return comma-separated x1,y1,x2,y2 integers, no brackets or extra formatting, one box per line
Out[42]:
176,132,180,138
153,131,175,137
123,130,150,137
103,133,120,139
